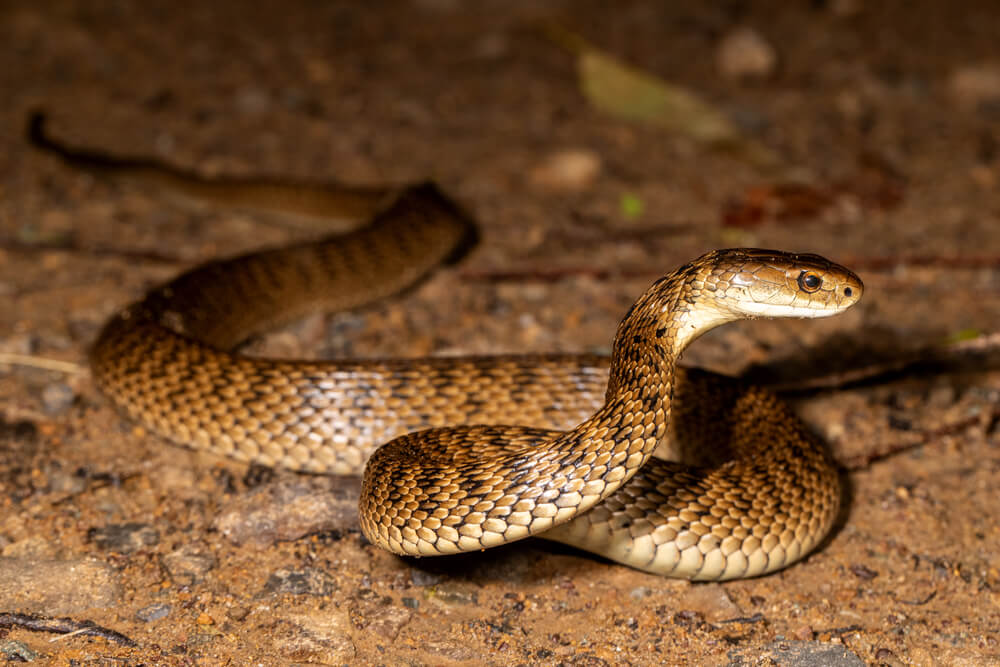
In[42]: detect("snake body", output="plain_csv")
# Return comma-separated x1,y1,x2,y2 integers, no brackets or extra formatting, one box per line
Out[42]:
35,116,863,580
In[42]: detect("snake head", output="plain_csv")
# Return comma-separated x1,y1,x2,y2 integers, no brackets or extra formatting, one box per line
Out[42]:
701,248,864,319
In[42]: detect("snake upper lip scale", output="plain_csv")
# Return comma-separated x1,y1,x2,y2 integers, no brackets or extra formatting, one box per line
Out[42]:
32,113,864,581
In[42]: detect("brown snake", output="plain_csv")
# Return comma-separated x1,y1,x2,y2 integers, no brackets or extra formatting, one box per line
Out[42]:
33,115,863,580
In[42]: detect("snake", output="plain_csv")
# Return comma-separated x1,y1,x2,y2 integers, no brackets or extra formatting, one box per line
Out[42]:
31,113,863,580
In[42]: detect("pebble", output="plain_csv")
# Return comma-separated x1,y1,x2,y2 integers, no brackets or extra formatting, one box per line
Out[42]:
827,0,862,18
949,64,1000,110
235,86,272,115
275,611,356,664
351,603,411,639
716,27,777,79
409,568,443,587
41,382,76,415
420,640,485,662
263,567,338,597
629,586,653,600
45,468,88,497
136,603,172,622
527,149,602,191
676,583,743,622
0,333,33,355
429,581,479,606
227,605,251,621
1,641,38,662
1,535,60,560
736,640,864,666
161,543,217,587
213,479,358,546
0,557,122,613
88,522,160,554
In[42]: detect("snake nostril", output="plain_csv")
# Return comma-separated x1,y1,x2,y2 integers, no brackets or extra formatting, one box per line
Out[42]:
844,287,853,297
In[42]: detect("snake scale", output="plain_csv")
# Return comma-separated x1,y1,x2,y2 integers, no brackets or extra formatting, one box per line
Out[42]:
33,114,863,580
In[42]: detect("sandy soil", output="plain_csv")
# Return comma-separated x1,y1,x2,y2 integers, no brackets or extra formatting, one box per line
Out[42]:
2,1,1000,664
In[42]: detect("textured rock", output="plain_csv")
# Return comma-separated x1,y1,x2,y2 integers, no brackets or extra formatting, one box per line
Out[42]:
161,543,217,586
214,478,359,546
716,27,777,79
0,558,122,613
735,641,865,666
88,522,160,553
263,567,338,597
949,64,1000,109
274,611,356,664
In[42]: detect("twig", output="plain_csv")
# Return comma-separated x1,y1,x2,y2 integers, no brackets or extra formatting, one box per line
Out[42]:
814,624,863,636
715,613,766,625
0,353,86,375
768,332,1000,394
0,612,137,647
0,237,184,265
842,410,997,471
895,590,938,606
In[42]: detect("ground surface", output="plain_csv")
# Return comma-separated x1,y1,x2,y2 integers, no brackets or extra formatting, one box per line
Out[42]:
2,1,1000,665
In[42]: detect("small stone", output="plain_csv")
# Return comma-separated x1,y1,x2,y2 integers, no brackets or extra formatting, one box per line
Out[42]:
227,605,251,621
528,149,602,191
0,333,34,356
421,640,480,662
196,612,215,625
401,597,419,609
235,87,272,115
1,640,38,662
409,569,443,587
754,640,865,666
676,583,743,622
46,468,88,496
42,382,76,416
474,32,508,60
275,611,356,664
828,0,862,18
263,567,338,597
214,479,358,546
629,586,653,600
0,419,37,443
0,557,122,613
351,603,411,639
161,543,217,587
88,522,160,554
716,27,777,79
850,564,878,580
136,603,171,622
949,64,1000,110
926,383,956,408
429,582,479,606
1,535,59,560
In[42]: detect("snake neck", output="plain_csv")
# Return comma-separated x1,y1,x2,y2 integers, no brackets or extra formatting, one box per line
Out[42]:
606,266,730,401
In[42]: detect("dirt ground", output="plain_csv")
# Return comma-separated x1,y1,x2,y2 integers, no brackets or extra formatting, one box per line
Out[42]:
2,1,1000,665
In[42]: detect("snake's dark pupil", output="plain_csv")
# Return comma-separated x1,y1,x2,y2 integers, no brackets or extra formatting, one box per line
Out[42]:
844,287,853,297
798,272,821,291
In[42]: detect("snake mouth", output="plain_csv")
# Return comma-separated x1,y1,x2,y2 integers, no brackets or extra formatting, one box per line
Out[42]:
736,301,857,319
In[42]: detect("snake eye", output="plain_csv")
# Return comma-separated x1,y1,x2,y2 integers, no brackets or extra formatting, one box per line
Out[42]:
798,271,822,293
